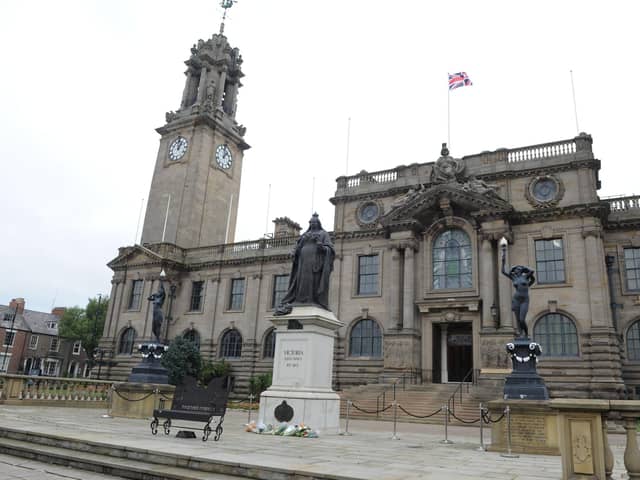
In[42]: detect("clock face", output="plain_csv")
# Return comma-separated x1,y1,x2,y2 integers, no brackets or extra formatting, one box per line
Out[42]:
358,202,380,224
215,144,233,169
168,136,188,161
532,177,558,202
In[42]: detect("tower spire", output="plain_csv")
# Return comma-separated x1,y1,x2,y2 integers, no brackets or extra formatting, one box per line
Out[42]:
219,0,236,35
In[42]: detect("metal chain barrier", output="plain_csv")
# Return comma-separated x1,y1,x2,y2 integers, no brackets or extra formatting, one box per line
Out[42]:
397,404,443,419
112,387,158,402
350,401,393,415
482,407,506,424
448,409,482,424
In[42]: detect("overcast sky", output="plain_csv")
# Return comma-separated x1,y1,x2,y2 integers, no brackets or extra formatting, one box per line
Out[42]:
1,0,638,313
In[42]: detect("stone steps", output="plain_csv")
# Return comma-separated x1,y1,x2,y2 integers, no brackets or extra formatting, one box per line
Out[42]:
0,427,339,480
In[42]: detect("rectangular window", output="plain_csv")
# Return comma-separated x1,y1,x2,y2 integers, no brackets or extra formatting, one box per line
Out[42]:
49,337,60,352
357,254,379,295
44,359,59,376
0,353,10,372
189,281,204,311
272,275,289,308
535,239,565,284
625,248,640,291
29,335,38,349
229,278,245,310
128,280,144,310
46,321,57,329
72,341,82,355
2,330,15,347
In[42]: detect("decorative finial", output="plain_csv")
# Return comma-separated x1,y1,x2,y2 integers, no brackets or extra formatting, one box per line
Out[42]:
219,0,237,35
440,142,449,157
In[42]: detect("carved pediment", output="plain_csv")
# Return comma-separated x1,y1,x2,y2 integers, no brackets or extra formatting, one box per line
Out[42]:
107,245,183,271
380,183,514,231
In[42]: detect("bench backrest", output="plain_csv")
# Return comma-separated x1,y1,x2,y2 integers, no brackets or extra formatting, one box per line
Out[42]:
171,376,230,416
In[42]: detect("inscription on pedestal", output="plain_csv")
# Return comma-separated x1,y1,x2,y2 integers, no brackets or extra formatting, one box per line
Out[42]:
284,349,304,368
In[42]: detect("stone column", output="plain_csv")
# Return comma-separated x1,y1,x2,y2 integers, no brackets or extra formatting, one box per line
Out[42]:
480,236,495,329
180,70,194,108
389,246,402,329
402,246,415,330
583,230,612,328
104,279,120,338
440,324,448,383
196,67,208,104
498,243,512,331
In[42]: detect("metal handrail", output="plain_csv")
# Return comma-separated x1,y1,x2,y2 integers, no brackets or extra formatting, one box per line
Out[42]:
374,368,421,418
446,368,476,418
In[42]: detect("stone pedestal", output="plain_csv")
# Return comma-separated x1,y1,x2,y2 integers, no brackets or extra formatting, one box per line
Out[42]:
110,382,175,419
552,399,610,480
127,343,169,384
503,337,549,400
259,306,343,434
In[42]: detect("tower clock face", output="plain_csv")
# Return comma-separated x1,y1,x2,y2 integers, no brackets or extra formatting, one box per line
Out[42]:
215,144,233,169
168,136,188,161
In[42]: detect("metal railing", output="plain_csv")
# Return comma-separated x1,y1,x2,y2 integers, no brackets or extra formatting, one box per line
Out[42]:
446,368,477,419
374,369,421,418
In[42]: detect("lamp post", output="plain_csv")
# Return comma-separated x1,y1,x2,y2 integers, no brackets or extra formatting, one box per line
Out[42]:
91,294,103,378
1,308,17,373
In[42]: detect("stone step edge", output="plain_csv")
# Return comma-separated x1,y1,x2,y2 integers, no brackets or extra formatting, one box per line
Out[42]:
0,436,230,480
0,427,359,480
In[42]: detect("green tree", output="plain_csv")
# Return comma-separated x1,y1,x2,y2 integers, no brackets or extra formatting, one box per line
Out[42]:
58,296,109,366
161,336,202,385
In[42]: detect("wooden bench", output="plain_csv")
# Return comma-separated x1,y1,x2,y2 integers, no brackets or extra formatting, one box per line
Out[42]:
150,376,230,441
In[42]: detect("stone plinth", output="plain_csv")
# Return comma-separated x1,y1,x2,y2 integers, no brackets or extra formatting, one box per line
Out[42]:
110,382,175,419
551,399,610,480
259,306,343,434
487,400,559,455
503,338,549,400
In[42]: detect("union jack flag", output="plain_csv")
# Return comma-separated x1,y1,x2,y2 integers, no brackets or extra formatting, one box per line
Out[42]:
448,72,473,90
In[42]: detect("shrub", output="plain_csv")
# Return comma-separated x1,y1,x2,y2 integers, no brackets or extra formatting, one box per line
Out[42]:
199,359,231,385
248,372,272,396
161,336,202,385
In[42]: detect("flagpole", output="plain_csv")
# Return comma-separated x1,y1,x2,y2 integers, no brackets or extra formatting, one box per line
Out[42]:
570,70,580,134
447,76,451,149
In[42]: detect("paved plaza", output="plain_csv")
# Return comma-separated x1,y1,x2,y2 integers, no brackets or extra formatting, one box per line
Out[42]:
0,405,632,479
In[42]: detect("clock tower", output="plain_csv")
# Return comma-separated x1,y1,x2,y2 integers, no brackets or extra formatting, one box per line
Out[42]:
140,31,249,248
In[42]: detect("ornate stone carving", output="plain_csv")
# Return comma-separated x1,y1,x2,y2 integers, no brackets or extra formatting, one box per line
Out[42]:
356,199,384,228
525,174,565,208
430,143,465,184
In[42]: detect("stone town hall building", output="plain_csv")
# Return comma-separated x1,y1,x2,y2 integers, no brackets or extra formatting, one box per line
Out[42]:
100,30,640,400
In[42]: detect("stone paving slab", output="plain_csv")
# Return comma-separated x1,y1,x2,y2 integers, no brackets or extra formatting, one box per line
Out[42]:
0,405,632,479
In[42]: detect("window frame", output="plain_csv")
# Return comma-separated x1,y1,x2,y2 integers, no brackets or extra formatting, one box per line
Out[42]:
431,228,473,291
118,327,136,355
0,353,11,372
128,279,144,311
43,359,59,377
356,254,380,297
189,280,205,312
3,330,16,347
72,341,82,355
348,318,383,358
183,329,201,350
271,274,290,309
220,329,243,359
627,320,640,362
49,337,60,353
29,335,38,349
623,247,640,293
534,238,566,285
263,328,276,358
533,312,580,358
227,278,246,311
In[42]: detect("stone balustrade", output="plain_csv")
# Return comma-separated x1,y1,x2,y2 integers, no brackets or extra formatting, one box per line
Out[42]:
0,374,112,408
334,134,592,195
604,194,640,212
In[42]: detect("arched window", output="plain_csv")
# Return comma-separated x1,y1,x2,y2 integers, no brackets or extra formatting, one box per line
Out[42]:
432,229,472,289
263,329,276,358
627,321,640,361
183,329,201,351
349,319,382,357
118,327,136,355
220,329,242,358
533,313,579,356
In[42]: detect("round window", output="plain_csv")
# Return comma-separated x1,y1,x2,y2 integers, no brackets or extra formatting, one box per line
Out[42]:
358,202,380,224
